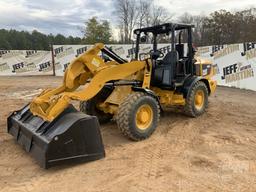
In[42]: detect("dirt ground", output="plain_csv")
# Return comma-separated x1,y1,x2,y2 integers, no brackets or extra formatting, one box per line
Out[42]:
0,76,255,192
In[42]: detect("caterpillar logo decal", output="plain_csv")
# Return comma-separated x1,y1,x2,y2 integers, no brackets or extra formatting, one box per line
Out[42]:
91,58,100,67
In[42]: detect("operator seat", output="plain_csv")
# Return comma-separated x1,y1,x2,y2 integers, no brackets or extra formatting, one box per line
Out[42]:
151,50,179,89
175,44,184,58
175,43,186,76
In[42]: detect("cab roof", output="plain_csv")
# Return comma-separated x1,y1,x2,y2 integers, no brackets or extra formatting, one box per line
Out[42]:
134,23,194,35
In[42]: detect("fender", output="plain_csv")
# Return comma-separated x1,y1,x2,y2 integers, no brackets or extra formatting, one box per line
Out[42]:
182,75,202,98
132,87,163,111
182,75,211,98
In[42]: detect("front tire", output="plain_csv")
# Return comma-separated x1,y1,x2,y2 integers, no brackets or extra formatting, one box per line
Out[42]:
79,86,113,124
184,81,208,117
116,92,160,141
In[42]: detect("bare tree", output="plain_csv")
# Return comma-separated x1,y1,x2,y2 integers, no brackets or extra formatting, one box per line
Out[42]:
137,0,152,28
178,13,207,45
115,0,173,43
151,5,173,26
178,12,194,24
115,0,138,43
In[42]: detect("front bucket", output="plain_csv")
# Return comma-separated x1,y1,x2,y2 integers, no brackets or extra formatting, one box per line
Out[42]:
7,104,105,169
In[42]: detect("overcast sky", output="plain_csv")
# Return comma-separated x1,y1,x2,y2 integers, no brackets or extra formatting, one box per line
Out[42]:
0,0,255,38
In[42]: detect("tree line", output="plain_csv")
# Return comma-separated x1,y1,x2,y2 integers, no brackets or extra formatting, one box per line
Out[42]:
0,29,82,50
0,3,255,50
178,8,256,46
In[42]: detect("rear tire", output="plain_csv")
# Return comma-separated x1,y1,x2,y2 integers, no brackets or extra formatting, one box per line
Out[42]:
116,92,160,141
184,81,208,117
79,86,113,124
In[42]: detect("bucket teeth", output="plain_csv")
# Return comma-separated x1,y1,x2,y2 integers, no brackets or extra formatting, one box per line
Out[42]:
7,104,105,169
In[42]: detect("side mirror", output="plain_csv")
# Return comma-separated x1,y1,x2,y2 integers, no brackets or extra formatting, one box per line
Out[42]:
140,36,147,43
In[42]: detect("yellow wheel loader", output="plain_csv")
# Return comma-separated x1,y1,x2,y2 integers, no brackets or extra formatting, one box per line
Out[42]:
7,23,217,168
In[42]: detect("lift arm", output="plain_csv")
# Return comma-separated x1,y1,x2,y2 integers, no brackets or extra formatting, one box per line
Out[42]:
30,43,146,121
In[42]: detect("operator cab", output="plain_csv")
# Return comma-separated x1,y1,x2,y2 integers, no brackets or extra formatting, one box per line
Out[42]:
134,23,196,89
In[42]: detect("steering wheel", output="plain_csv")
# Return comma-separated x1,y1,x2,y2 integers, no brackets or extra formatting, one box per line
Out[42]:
149,50,164,60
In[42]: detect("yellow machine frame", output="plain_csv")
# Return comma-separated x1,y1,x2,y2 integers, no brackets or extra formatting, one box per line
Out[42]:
30,43,216,122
